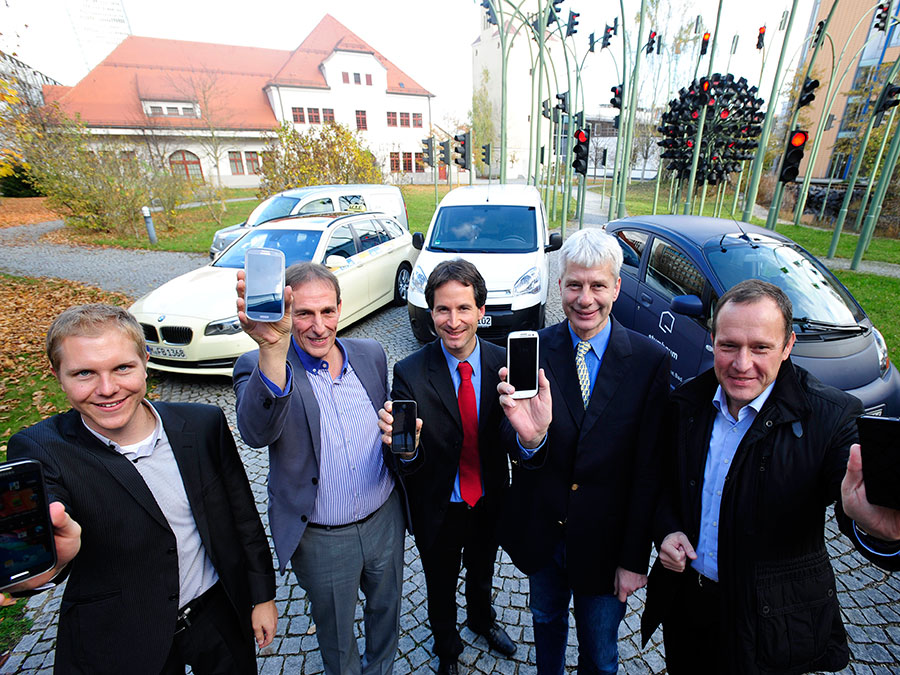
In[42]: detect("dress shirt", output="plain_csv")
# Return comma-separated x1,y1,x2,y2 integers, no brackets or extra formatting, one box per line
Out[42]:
84,402,218,606
692,382,775,581
441,339,484,503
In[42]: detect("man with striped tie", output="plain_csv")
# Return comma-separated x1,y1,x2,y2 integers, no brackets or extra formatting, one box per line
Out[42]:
497,229,670,675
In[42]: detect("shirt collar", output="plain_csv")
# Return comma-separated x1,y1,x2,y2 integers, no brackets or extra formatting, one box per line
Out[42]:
568,319,612,356
83,400,163,460
440,337,482,377
292,335,348,374
712,380,776,423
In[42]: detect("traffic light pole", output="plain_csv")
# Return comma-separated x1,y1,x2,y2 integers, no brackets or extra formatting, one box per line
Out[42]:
853,106,897,231
616,0,647,219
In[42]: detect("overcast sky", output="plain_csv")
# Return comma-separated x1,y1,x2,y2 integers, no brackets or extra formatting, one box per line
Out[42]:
3,0,819,121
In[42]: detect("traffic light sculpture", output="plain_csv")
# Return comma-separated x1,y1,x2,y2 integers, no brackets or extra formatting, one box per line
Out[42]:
438,140,451,166
779,129,808,183
566,10,579,37
601,23,613,48
453,132,471,170
422,137,434,167
875,3,890,32
757,26,765,50
798,77,819,109
610,84,623,109
481,143,491,167
480,0,497,26
873,81,900,126
646,30,657,54
700,32,710,55
572,128,590,176
556,91,569,113
542,99,551,119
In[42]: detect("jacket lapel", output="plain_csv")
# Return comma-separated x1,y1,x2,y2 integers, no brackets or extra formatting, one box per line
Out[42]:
345,341,384,414
543,321,586,426
288,347,322,465
580,318,631,439
477,340,501,435
428,341,463,433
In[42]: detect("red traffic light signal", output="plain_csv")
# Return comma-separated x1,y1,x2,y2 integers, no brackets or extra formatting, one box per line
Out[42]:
701,32,710,55
572,128,590,176
789,130,809,147
757,26,766,49
780,129,809,182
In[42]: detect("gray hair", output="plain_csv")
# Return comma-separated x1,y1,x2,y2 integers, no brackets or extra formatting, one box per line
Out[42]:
285,262,341,305
558,229,623,279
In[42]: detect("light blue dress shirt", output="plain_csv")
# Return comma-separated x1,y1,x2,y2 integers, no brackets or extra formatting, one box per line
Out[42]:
440,339,483,503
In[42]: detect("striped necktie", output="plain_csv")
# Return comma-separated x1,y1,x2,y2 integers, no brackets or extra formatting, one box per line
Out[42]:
575,340,591,408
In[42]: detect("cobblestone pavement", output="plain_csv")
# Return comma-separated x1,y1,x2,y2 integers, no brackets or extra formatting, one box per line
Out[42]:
0,216,898,674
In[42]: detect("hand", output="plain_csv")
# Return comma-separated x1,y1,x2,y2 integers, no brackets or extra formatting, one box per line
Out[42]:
659,532,696,573
236,270,293,349
842,443,900,542
7,502,81,594
251,599,278,649
613,567,647,603
378,401,421,459
497,366,552,448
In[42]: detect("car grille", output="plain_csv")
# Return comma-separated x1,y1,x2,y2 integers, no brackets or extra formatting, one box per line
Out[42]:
160,326,193,345
140,324,159,343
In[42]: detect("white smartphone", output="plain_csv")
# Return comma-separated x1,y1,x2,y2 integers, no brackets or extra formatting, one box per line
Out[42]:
244,247,286,322
507,330,539,399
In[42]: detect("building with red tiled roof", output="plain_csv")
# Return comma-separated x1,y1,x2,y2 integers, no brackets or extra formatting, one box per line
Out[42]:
41,15,433,187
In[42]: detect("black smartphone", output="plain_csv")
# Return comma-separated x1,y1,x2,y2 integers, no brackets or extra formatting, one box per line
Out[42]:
244,247,286,322
856,415,900,511
391,400,417,455
507,330,539,399
0,459,56,591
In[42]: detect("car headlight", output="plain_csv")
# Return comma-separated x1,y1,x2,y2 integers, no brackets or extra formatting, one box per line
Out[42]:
873,327,891,377
205,316,242,336
514,267,541,296
411,266,428,294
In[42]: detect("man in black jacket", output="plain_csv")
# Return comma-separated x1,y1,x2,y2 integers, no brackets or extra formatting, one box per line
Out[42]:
642,280,899,674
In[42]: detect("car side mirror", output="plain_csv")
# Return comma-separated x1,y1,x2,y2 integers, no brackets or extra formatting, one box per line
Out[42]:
237,221,247,228
412,232,424,250
545,232,562,252
670,294,704,317
325,255,348,269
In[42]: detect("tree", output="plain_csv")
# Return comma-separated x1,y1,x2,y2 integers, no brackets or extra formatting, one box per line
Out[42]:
258,121,381,197
471,68,497,178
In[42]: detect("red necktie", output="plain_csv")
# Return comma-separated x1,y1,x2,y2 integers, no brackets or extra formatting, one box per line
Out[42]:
457,361,482,507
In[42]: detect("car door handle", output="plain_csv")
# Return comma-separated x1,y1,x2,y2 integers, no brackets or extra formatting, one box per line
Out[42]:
640,293,653,307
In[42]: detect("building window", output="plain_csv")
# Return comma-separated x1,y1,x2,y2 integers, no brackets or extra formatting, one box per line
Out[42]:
323,108,335,123
166,106,179,115
400,113,410,128
387,112,397,127
415,152,425,172
308,108,320,124
402,152,413,172
356,110,367,130
182,106,195,116
292,107,305,123
245,151,261,175
390,152,400,172
342,71,349,84
353,72,361,85
149,105,163,115
229,151,244,175
366,74,372,86
413,113,423,128
169,150,203,180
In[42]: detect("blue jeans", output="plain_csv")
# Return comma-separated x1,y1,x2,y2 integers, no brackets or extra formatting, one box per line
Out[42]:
528,542,626,675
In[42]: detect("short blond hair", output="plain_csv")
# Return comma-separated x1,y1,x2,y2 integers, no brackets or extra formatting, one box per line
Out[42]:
46,304,146,371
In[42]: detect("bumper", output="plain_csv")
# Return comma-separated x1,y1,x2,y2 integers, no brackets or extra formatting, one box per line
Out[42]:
408,302,544,344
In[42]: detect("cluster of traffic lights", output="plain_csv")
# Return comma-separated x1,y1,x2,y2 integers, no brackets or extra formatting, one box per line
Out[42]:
421,133,492,171
656,73,765,185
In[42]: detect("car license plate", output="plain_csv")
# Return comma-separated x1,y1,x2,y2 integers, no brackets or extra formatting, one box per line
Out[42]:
148,345,186,359
478,316,492,328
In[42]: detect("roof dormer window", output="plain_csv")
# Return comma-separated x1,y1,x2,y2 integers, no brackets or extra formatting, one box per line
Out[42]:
143,100,199,117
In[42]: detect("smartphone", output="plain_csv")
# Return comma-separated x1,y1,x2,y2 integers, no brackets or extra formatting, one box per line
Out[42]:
507,330,539,399
244,247,286,322
391,400,417,455
856,415,900,511
0,459,56,591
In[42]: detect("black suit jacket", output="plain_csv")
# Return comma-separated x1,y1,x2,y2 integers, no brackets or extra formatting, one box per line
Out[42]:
500,318,670,595
392,338,508,552
8,402,276,675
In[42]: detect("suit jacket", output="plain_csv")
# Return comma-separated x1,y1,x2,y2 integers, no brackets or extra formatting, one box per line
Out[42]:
500,318,670,595
233,338,410,572
391,338,509,552
7,402,276,675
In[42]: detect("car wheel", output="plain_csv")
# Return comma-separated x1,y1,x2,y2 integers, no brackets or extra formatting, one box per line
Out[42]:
394,264,412,306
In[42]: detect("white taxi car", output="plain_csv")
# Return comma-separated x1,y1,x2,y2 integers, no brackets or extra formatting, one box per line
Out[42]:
130,212,418,377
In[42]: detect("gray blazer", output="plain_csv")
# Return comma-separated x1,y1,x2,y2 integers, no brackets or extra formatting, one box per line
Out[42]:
233,338,409,571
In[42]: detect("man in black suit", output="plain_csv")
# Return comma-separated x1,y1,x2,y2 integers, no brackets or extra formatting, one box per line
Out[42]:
8,304,277,674
498,229,670,674
379,260,515,675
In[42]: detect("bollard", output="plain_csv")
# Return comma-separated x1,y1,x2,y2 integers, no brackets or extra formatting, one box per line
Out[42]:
141,206,158,245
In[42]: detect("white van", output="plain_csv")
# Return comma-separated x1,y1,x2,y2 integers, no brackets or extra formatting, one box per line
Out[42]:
407,185,561,342
209,184,408,258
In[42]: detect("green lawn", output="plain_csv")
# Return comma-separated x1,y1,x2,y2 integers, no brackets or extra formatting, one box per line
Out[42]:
833,271,900,359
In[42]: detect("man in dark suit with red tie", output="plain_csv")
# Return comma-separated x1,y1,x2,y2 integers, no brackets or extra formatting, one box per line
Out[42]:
379,260,515,675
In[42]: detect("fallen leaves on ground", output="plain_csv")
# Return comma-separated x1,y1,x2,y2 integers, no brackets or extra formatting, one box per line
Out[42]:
0,197,60,229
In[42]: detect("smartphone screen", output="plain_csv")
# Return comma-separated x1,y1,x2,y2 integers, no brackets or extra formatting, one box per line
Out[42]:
0,460,56,590
245,248,286,322
392,400,417,455
857,415,900,511
508,332,539,397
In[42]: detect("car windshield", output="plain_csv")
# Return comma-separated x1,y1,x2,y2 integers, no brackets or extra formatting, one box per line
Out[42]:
213,229,323,269
428,205,537,253
246,195,301,227
705,236,864,326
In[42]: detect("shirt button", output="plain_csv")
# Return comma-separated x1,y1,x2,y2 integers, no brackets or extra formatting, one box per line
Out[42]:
168,593,178,601
716,490,722,496
713,521,718,527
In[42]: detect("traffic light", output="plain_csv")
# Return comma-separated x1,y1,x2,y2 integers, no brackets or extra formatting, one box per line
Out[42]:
589,32,596,52
874,82,900,126
813,21,825,47
438,140,451,166
601,24,613,48
798,77,819,109
600,148,608,166
875,3,890,32
481,143,491,167
422,137,434,167
779,129,808,183
572,128,590,176
453,132,470,170
757,26,765,50
700,32,710,55
542,99,551,119
548,0,563,25
480,0,497,26
556,91,569,113
610,84,623,109
566,10,580,37
646,30,657,54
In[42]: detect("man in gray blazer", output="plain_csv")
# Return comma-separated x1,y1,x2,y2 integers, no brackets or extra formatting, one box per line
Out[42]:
234,262,409,675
